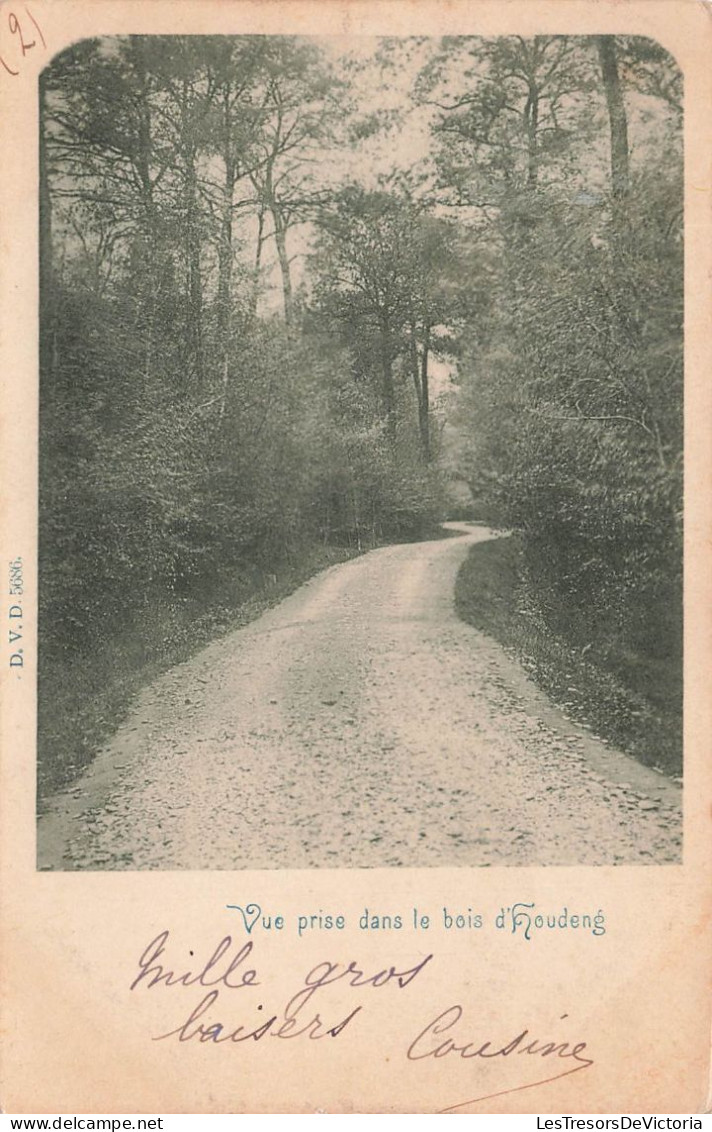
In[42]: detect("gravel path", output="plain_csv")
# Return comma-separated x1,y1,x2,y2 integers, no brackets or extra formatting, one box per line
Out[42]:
37,524,681,870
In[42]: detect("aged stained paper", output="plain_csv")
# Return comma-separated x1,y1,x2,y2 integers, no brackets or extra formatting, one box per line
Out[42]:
1,0,711,1114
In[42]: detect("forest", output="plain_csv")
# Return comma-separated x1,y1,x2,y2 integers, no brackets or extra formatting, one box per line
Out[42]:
38,34,683,799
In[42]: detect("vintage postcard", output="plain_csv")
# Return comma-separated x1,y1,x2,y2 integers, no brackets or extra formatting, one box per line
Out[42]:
1,0,710,1114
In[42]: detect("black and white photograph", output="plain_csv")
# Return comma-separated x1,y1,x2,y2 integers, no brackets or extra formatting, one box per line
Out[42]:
36,32,684,871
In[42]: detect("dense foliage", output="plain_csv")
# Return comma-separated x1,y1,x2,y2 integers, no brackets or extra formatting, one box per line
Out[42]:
436,37,682,752
39,36,446,794
39,33,682,794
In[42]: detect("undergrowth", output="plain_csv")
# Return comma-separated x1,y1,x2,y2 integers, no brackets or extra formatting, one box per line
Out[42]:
454,534,682,778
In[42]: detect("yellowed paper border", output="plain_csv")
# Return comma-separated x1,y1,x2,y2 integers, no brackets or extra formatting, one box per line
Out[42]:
1,0,710,1114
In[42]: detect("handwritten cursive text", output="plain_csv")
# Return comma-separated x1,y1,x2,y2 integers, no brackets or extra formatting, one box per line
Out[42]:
407,1004,594,1112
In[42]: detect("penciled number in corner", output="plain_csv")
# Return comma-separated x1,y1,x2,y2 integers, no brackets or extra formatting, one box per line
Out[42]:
0,4,46,77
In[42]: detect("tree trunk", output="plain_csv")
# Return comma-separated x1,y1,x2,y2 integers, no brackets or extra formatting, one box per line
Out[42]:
379,314,396,443
217,171,233,414
597,37,630,219
217,95,235,348
409,314,431,461
131,38,157,385
408,317,422,402
185,146,204,383
217,89,236,415
179,74,204,385
419,323,431,461
271,203,293,327
251,206,266,318
524,85,539,188
39,73,54,379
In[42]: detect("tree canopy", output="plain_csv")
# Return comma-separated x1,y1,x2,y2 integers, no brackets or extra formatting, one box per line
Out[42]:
39,33,683,791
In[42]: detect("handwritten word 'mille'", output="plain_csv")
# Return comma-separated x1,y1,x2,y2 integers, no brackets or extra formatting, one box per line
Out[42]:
1,5,46,77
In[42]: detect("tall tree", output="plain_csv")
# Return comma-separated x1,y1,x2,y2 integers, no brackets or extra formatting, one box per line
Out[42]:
313,185,473,459
38,69,54,379
314,188,426,442
417,35,596,208
249,38,345,325
199,37,271,407
596,36,630,229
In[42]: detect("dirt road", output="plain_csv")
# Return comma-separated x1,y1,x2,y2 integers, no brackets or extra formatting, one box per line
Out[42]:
37,524,681,870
